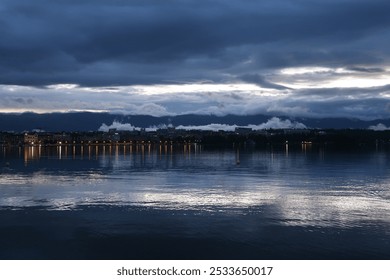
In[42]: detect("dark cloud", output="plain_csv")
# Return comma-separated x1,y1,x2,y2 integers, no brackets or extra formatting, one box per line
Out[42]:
1,0,390,121
0,0,390,86
239,74,291,90
14,98,26,104
347,66,386,73
10,97,33,105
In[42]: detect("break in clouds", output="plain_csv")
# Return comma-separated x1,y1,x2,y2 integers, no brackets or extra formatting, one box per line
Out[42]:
1,0,390,120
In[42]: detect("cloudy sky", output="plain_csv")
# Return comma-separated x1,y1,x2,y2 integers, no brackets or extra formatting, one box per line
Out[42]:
1,0,390,120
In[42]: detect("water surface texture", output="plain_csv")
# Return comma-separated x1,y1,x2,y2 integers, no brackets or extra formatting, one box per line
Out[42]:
1,144,390,259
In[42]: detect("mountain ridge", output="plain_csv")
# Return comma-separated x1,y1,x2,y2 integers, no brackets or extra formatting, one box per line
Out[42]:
0,112,389,132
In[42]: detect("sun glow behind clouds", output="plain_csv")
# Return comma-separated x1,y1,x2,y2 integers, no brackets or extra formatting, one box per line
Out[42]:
280,67,336,75
46,84,79,90
324,76,390,88
0,82,288,115
1,65,390,119
277,66,390,89
131,83,279,96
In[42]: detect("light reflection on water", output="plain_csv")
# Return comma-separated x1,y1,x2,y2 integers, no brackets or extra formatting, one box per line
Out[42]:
1,144,390,259
1,145,390,229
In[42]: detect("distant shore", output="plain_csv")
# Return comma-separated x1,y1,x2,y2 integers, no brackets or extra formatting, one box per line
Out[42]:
1,128,390,150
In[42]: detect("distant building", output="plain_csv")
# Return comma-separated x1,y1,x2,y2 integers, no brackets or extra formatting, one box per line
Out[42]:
235,127,252,134
157,127,176,136
283,129,310,135
109,132,120,142
53,133,72,144
24,133,39,145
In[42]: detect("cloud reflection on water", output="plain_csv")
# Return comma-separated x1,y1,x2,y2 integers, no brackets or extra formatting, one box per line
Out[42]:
1,145,390,230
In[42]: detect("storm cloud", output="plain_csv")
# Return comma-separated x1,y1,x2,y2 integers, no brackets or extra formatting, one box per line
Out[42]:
1,0,390,120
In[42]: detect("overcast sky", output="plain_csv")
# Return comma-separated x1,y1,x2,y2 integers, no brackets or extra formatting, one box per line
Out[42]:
1,0,390,120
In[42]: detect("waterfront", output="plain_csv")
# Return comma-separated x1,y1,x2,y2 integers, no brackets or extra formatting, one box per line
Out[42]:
1,144,390,259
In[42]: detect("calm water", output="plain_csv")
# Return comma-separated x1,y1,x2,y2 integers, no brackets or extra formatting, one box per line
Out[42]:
1,144,390,259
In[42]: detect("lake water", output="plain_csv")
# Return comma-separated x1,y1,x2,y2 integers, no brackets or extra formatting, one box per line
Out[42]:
1,144,390,259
